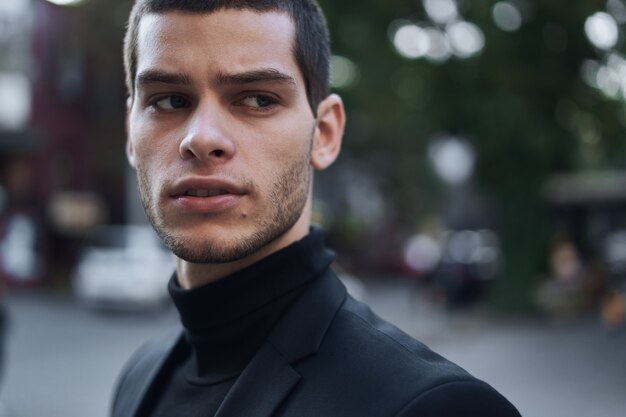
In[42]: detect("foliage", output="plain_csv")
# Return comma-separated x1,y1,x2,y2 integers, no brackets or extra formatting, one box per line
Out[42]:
319,0,626,311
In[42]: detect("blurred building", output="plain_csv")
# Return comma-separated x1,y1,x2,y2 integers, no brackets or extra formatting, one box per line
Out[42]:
542,171,626,319
0,0,40,286
1,0,128,287
544,171,626,259
0,1,35,156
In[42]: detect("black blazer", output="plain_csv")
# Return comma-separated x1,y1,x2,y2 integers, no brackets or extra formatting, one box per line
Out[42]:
111,269,521,417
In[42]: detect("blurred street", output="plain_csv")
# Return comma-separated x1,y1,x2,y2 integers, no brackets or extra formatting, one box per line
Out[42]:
2,1,626,416
0,278,624,417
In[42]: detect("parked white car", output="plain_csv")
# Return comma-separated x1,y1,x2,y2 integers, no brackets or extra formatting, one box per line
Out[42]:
73,225,174,311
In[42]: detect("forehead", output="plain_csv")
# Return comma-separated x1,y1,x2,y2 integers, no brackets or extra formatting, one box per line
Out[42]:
135,9,301,83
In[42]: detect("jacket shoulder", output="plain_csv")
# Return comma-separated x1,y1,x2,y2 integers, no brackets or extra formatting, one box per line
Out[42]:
333,296,474,383
299,295,520,416
110,329,182,417
395,379,521,417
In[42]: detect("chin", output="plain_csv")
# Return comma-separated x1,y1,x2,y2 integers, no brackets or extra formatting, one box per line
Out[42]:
164,235,250,264
156,223,256,263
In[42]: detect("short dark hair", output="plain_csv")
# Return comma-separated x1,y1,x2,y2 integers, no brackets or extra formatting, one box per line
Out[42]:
124,0,330,114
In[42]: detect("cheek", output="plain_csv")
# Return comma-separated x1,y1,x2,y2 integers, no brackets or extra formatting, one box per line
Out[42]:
255,116,313,159
246,131,311,186
132,121,179,169
132,138,173,195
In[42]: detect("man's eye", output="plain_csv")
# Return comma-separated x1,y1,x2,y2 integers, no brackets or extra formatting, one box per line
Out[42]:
153,96,190,110
240,95,277,109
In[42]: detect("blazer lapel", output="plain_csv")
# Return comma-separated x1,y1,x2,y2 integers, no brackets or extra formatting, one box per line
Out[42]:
214,270,347,417
214,342,300,417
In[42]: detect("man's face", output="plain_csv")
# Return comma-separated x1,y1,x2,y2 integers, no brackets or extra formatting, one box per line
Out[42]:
127,9,319,264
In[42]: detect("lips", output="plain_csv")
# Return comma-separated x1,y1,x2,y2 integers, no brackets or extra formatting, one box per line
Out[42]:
170,178,245,198
169,177,245,213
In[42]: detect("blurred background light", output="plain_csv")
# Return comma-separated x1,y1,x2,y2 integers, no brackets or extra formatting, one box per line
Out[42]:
44,0,85,5
446,20,485,58
448,230,482,264
439,229,501,280
0,0,32,49
425,28,452,62
596,65,621,98
403,234,441,273
428,136,475,185
607,0,626,24
492,1,523,32
0,214,39,282
584,12,619,50
422,0,458,25
392,22,429,59
606,52,626,73
580,59,601,89
0,72,31,131
604,230,626,264
608,53,626,98
0,0,30,20
330,55,361,89
580,54,626,99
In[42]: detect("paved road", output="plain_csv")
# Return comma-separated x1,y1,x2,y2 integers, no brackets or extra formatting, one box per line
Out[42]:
363,280,626,417
0,280,624,417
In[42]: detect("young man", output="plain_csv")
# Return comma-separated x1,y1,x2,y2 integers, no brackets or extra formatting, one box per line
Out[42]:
113,1,521,416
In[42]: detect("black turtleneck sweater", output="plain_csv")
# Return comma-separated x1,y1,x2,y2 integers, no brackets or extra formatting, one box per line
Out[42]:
147,228,335,417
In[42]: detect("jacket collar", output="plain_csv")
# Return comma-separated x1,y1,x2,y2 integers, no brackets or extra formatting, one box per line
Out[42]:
121,268,346,417
214,269,347,417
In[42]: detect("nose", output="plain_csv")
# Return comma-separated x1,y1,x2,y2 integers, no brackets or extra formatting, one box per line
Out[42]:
179,105,235,163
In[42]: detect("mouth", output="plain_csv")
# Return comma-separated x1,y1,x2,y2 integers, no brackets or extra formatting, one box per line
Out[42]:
169,178,245,213
184,189,231,198
169,177,246,200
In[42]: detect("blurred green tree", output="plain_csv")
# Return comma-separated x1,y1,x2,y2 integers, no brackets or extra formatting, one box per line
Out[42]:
319,0,626,311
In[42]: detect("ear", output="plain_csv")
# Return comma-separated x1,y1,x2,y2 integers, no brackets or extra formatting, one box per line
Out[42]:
311,94,345,170
125,97,136,168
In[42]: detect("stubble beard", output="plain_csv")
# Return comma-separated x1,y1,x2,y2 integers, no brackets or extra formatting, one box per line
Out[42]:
136,149,313,264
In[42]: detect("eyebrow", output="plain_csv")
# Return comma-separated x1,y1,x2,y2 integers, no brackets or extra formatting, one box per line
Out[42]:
135,68,297,89
135,70,191,88
215,68,297,87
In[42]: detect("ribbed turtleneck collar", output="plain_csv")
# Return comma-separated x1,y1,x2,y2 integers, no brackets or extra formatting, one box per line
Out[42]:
167,227,335,384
